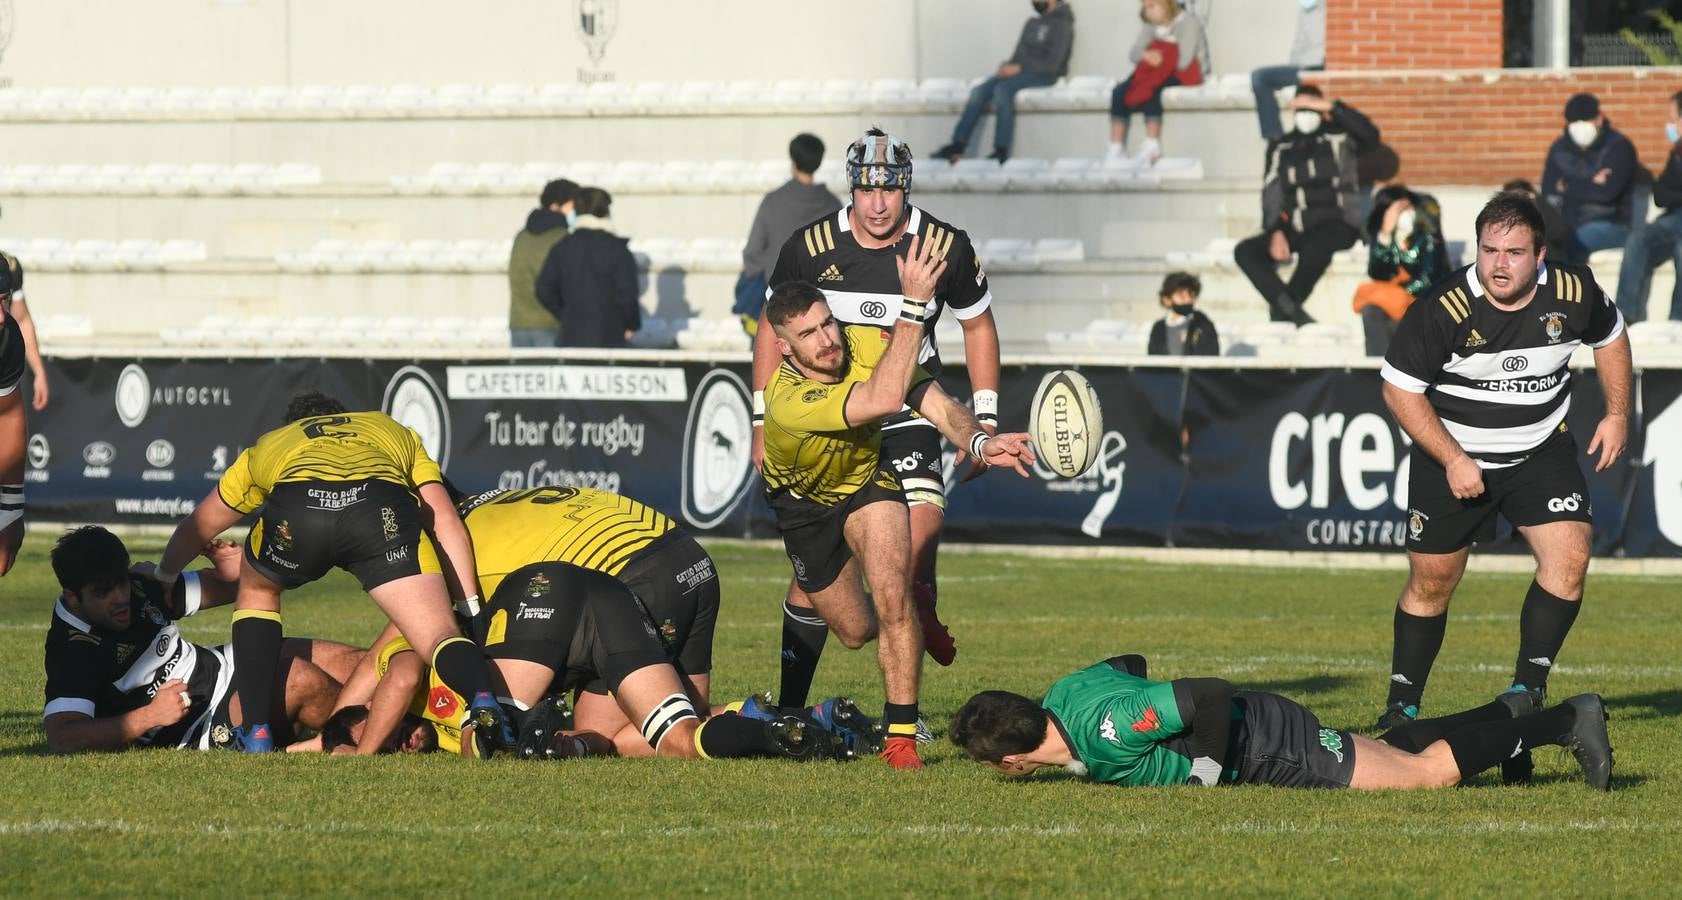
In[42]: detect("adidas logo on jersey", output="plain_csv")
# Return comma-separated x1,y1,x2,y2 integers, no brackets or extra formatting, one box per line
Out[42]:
817,264,844,283
1464,329,1487,349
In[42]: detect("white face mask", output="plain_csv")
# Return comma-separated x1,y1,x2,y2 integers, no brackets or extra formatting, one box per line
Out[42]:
1300,0,1319,9
1394,209,1417,237
1294,110,1322,135
1567,120,1598,149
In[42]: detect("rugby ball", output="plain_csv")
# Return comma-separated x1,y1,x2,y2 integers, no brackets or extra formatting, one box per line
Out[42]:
1030,369,1103,478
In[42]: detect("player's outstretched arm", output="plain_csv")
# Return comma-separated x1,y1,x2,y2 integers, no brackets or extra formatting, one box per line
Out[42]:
156,489,244,587
331,622,401,714
1588,331,1632,472
418,481,482,605
910,381,1036,478
1382,381,1484,499
44,680,192,753
358,644,422,756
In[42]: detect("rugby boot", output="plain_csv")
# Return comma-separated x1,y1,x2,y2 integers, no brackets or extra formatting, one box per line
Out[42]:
879,735,925,770
461,692,515,759
766,715,845,762
722,691,779,723
514,695,575,760
1561,694,1613,791
1496,684,1546,785
912,582,957,666
229,722,275,752
808,697,882,758
1374,700,1418,732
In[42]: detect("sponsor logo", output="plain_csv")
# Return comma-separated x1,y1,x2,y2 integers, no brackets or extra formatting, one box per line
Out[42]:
1016,427,1127,541
1528,656,1554,668
1130,706,1161,734
1270,412,1409,514
26,433,48,468
155,632,170,657
516,601,554,621
1501,356,1529,373
428,685,459,720
975,262,986,286
145,439,175,468
1464,329,1487,349
383,365,451,469
801,387,828,403
115,364,150,427
658,618,678,644
115,644,137,667
1408,509,1427,540
680,369,754,530
1318,728,1346,763
576,0,617,65
526,573,551,598
307,485,369,511
1391,673,1414,685
789,553,807,580
82,441,115,479
1099,711,1120,744
858,300,887,319
112,497,196,516
1546,493,1583,513
1479,372,1560,393
384,547,408,563
873,468,899,490
271,520,294,553
891,452,923,474
447,365,687,402
817,264,845,284
673,557,715,592
1540,312,1566,343
380,506,399,541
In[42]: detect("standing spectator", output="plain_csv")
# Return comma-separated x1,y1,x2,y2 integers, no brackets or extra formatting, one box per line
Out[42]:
507,179,577,347
1615,89,1682,324
932,0,1075,165
535,188,640,349
1233,85,1378,326
1106,0,1207,166
1502,179,1570,262
1249,0,1324,140
1541,92,1640,263
0,252,48,409
735,134,842,336
1355,186,1450,356
1146,271,1219,355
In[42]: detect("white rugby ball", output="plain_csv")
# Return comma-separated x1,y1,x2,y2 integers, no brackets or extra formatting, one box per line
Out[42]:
1030,369,1103,478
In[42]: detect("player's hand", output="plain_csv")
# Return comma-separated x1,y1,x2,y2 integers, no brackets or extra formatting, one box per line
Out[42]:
30,374,48,411
1290,94,1332,113
1588,413,1628,472
1140,49,1163,67
1446,455,1485,500
148,680,192,728
0,519,21,577
956,422,998,483
896,234,948,303
980,432,1037,478
750,426,766,473
1592,168,1611,186
1269,230,1292,262
201,538,243,581
996,62,1022,78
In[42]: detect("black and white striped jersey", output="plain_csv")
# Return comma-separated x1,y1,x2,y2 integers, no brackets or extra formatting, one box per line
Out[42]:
43,573,211,734
767,204,991,377
1381,261,1624,469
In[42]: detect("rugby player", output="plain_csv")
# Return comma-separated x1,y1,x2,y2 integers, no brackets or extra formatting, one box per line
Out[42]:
751,128,1003,715
1374,192,1633,772
155,392,512,754
0,260,28,576
1,252,48,410
760,271,1035,768
42,526,360,753
951,654,1614,791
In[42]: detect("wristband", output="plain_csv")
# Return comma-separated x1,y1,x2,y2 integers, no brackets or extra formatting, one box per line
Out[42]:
972,390,999,426
752,390,765,426
1188,755,1222,786
967,431,990,459
456,594,482,618
899,296,927,324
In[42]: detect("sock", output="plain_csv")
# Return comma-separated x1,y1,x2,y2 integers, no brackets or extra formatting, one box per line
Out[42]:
1378,700,1511,753
777,600,828,709
230,609,284,729
1513,580,1581,690
693,711,778,759
1443,705,1575,780
882,702,919,742
1386,608,1448,708
429,636,496,702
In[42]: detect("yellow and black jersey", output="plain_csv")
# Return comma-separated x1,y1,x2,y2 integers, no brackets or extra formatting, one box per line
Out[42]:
217,411,443,513
762,324,931,506
375,634,463,755
458,486,678,597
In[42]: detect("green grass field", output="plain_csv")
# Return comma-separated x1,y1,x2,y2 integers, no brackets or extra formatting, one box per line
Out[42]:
1,534,1678,897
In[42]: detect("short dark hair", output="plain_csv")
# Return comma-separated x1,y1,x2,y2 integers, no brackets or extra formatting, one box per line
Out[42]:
575,187,612,218
1475,190,1547,252
764,280,828,327
50,526,130,596
320,705,369,753
1295,83,1324,100
789,133,825,176
1159,271,1201,300
949,691,1048,764
284,391,348,424
540,178,579,209
1501,178,1537,196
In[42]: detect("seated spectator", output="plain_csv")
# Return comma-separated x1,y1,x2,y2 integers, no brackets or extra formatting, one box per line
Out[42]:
1250,0,1324,140
507,178,577,348
1502,178,1570,262
933,0,1075,165
1616,89,1682,324
1147,271,1219,355
736,134,842,336
1107,0,1207,166
535,187,640,349
1232,84,1378,326
1354,186,1450,356
1541,92,1640,263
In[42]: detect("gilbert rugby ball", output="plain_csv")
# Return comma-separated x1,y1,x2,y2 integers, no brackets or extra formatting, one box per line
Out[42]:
1030,369,1103,478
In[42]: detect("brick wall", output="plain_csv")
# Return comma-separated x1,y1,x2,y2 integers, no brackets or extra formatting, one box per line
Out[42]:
1325,0,1505,71
1307,68,1682,186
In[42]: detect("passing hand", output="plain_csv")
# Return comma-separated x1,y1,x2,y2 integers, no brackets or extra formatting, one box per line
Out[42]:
956,422,999,483
979,432,1037,478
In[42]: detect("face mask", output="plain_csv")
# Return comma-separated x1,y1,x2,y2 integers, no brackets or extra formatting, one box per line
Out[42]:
1294,111,1322,135
1169,303,1196,316
565,209,578,228
1394,209,1417,236
1300,0,1319,9
1666,122,1679,144
1032,0,1049,11
1567,121,1598,149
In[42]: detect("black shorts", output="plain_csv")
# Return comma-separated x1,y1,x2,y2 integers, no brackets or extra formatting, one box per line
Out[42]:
0,313,23,396
615,531,719,682
145,643,237,750
1229,690,1356,789
1405,432,1592,554
245,480,440,591
478,562,670,695
880,421,946,509
769,467,904,593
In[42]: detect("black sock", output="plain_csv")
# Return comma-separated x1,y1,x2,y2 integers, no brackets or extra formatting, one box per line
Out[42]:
882,702,919,742
777,601,828,709
429,636,496,702
1379,700,1511,753
1386,608,1448,708
1513,581,1580,690
694,711,778,758
230,610,283,729
1443,705,1575,780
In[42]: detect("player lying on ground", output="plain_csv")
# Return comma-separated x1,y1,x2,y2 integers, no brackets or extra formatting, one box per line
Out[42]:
155,391,512,754
41,526,362,752
315,561,868,762
950,654,1613,791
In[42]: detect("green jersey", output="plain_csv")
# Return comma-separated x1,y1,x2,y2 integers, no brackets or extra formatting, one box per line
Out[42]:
1042,663,1194,787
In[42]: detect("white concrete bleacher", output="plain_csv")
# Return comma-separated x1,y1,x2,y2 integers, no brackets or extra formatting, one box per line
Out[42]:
0,163,320,195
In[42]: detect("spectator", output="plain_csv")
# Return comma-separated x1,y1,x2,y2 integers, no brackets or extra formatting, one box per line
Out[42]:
1541,92,1640,263
507,179,577,347
1615,89,1682,324
933,0,1075,165
535,187,640,349
735,134,842,336
1107,0,1207,166
1233,84,1378,326
1354,186,1450,356
1502,178,1570,263
1250,0,1325,140
1146,271,1219,355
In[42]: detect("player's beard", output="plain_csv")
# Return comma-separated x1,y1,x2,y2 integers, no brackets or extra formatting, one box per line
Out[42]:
790,344,845,380
1481,265,1539,305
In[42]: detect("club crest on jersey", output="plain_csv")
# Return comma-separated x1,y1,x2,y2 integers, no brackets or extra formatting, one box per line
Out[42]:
817,264,844,283
1099,711,1120,745
145,604,165,625
381,507,399,541
658,618,678,645
526,573,551,598
1408,509,1427,541
802,387,828,403
211,723,233,747
271,521,294,552
1539,312,1566,344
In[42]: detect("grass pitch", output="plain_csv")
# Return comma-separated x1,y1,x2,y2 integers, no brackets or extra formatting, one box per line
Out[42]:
1,534,1678,897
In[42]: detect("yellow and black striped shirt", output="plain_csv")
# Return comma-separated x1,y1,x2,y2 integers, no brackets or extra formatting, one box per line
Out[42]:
459,486,677,597
217,411,443,513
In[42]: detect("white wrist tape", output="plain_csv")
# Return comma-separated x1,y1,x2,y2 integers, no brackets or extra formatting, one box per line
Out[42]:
455,594,483,619
968,431,990,459
899,296,927,324
1188,756,1222,786
972,390,999,424
752,390,765,426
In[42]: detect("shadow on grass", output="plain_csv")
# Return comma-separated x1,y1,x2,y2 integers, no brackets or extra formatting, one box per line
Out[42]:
1239,674,1353,697
1605,689,1682,722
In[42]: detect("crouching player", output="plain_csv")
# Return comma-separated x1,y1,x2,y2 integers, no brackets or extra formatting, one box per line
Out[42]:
951,654,1613,791
42,526,361,753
